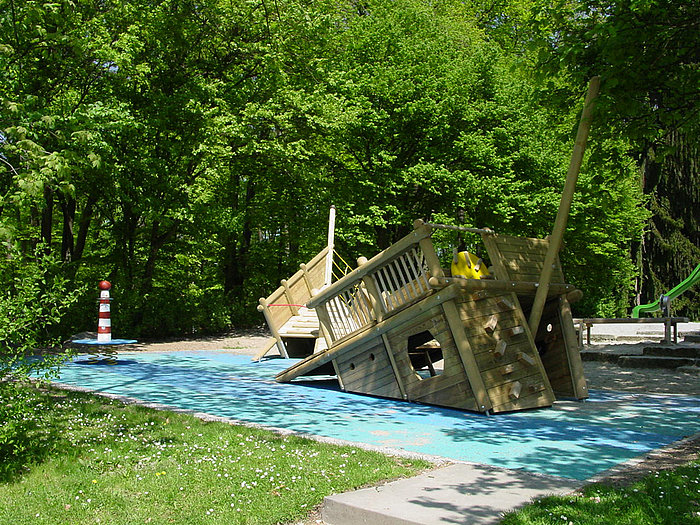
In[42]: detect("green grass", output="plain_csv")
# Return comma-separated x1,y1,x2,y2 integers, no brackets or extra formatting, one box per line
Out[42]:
501,462,700,525
0,384,431,525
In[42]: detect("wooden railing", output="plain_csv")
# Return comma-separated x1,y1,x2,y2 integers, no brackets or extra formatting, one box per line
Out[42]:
257,247,331,358
307,221,443,344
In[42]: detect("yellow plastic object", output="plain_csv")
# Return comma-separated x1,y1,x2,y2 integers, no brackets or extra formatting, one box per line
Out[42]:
451,250,490,280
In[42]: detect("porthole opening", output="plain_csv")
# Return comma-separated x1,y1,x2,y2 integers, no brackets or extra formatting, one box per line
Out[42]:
407,330,443,379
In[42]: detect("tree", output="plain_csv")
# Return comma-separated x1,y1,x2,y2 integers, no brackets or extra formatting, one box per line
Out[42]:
530,0,700,317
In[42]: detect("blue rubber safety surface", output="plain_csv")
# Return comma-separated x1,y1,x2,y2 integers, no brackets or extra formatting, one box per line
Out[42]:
52,350,700,481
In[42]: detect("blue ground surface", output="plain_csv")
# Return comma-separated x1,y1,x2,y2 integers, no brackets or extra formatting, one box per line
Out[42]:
52,350,700,481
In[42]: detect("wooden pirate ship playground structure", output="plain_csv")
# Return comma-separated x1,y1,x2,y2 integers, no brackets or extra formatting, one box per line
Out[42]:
257,78,600,414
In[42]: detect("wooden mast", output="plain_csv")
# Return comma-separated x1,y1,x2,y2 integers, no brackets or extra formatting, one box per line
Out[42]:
325,205,336,286
528,76,601,336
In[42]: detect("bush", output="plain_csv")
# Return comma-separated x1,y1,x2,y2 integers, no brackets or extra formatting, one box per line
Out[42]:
0,245,84,476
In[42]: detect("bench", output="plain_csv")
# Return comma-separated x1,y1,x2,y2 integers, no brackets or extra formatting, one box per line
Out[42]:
574,317,690,346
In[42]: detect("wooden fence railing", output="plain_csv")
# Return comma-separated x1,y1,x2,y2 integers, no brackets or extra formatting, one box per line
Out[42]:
257,247,330,358
307,221,443,344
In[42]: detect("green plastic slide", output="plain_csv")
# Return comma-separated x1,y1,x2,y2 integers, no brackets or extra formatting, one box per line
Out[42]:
632,263,700,317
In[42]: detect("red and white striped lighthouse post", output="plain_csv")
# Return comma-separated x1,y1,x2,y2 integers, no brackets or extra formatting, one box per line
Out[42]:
97,280,112,343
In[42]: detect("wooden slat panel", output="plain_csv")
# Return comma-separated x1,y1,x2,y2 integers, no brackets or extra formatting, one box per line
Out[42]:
343,367,399,394
479,360,539,388
415,380,476,409
490,388,554,414
336,350,395,385
458,299,518,320
407,369,469,400
486,372,553,407
333,336,386,366
348,379,402,400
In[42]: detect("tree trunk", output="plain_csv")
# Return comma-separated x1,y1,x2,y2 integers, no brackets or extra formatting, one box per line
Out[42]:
639,131,700,318
57,193,76,262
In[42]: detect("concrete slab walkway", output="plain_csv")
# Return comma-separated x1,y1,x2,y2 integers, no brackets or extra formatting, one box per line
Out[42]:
322,463,582,525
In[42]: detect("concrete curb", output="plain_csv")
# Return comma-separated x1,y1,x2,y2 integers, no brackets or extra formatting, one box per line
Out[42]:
322,463,582,525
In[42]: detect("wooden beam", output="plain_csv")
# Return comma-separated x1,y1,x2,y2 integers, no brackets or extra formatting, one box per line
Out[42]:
528,76,600,335
441,299,493,413
558,296,589,399
428,276,577,296
381,333,407,400
257,299,288,358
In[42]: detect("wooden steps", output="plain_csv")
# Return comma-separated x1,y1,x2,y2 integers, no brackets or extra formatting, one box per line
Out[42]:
279,307,320,338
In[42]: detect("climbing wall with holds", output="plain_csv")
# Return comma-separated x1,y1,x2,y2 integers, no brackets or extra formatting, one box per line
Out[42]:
457,292,555,413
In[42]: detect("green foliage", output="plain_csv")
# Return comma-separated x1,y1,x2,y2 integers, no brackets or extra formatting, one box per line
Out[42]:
0,0,657,335
531,0,700,143
0,244,83,380
528,0,700,318
0,245,83,478
0,383,62,481
501,461,700,525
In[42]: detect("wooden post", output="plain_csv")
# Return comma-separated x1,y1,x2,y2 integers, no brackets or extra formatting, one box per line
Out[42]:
281,280,299,316
413,220,445,281
529,76,600,336
381,333,408,400
315,302,337,345
441,300,493,413
257,299,289,358
252,337,279,362
358,256,386,322
325,205,336,286
300,263,314,295
558,296,588,399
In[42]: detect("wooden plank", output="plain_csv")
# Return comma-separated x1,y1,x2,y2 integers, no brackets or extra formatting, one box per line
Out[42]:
336,350,395,385
344,379,403,400
382,333,407,399
458,305,520,326
458,298,518,320
480,360,537,387
491,235,550,249
490,389,554,414
415,380,476,409
474,341,535,370
385,312,449,349
333,336,387,367
486,372,552,407
342,366,398,393
407,369,468,400
558,295,588,399
257,299,289,358
441,299,492,413
252,337,279,362
507,292,556,400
